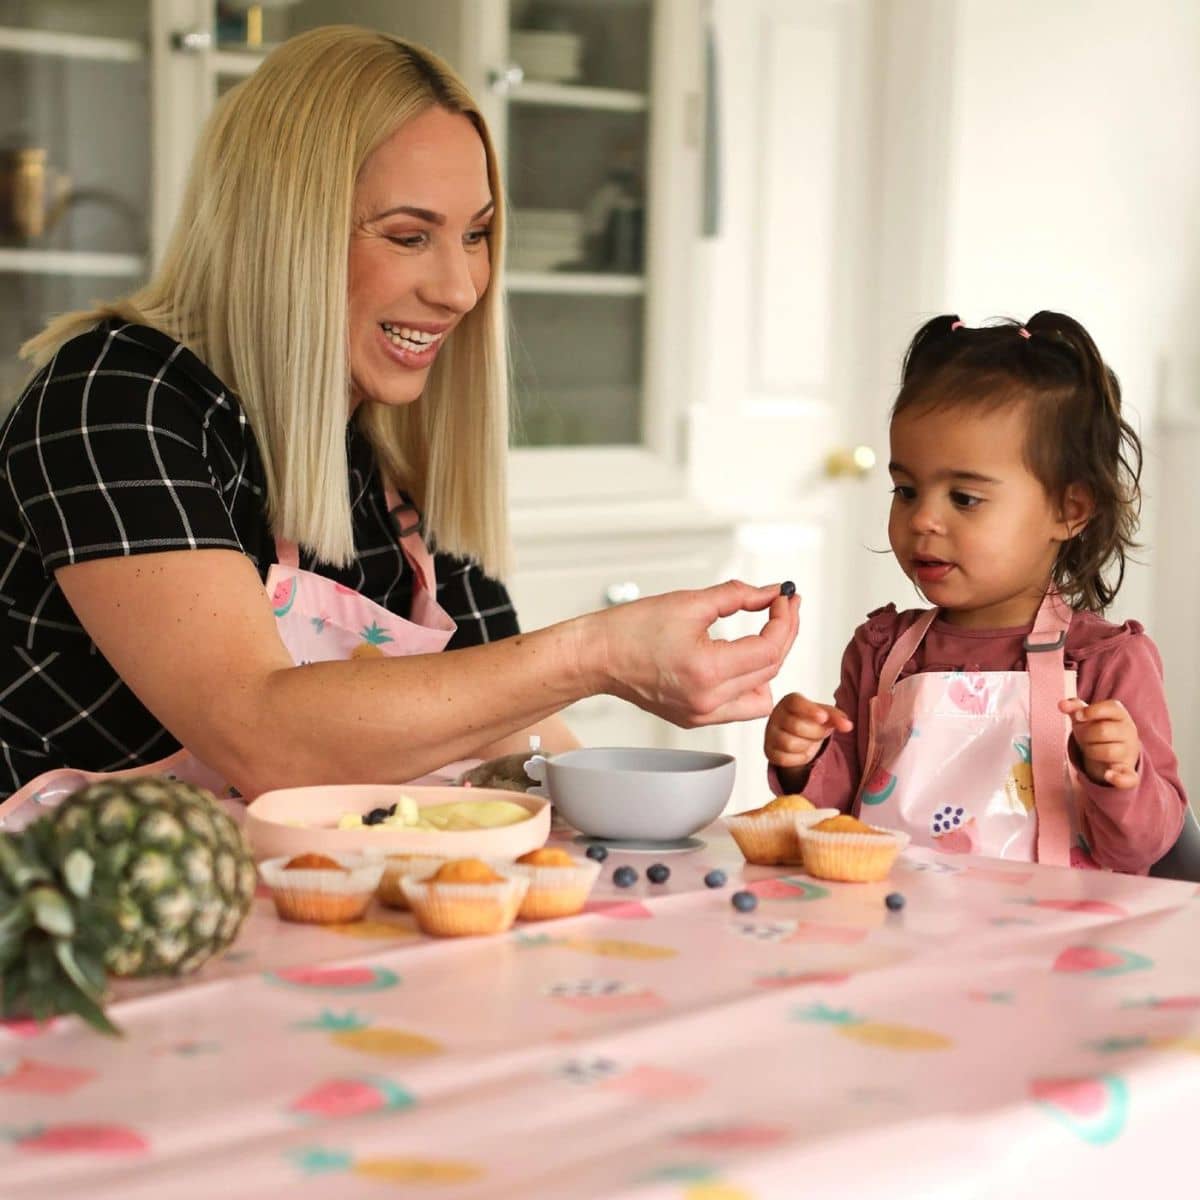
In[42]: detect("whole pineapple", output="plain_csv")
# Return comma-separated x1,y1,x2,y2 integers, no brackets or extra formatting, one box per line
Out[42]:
0,777,256,1034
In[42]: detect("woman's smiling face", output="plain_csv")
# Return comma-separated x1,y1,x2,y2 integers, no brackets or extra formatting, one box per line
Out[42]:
347,105,494,411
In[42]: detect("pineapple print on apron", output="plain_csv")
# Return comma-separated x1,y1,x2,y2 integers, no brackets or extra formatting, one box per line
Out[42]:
854,590,1085,866
0,493,457,828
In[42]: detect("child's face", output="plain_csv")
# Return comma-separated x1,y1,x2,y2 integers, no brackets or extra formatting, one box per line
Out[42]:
887,400,1073,628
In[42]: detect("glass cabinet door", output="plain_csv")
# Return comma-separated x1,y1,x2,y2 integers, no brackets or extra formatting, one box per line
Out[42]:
500,0,653,449
0,0,151,409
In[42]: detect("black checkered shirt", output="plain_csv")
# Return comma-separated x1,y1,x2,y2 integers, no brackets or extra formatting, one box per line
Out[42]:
0,322,519,794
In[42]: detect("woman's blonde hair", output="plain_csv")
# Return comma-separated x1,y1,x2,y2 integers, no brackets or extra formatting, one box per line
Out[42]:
21,26,510,577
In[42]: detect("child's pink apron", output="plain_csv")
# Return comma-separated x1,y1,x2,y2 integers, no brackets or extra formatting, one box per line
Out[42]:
0,493,457,830
854,591,1085,867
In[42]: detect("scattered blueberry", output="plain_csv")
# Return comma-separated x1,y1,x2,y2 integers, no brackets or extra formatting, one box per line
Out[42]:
704,869,727,889
731,890,758,912
586,844,609,863
363,807,390,826
613,866,638,888
885,892,906,912
780,580,796,597
647,863,670,884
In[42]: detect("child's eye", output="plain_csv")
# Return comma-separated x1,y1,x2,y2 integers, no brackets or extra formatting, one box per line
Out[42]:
950,491,983,510
890,485,916,502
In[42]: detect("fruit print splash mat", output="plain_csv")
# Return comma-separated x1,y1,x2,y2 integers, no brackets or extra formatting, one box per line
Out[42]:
2,826,1197,1199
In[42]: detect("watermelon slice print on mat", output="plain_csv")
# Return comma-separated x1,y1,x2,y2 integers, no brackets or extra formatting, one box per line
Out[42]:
289,1075,414,1119
266,965,400,991
0,1058,96,1095
747,877,830,901
861,767,897,806
5,1124,148,1154
1028,898,1128,917
271,576,298,617
1053,946,1154,976
674,1123,790,1151
1031,1074,1128,1145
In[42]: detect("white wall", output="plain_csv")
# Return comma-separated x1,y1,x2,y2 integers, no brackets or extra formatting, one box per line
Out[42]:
867,0,1200,802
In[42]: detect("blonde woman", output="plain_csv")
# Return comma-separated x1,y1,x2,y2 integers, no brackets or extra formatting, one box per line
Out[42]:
0,27,797,799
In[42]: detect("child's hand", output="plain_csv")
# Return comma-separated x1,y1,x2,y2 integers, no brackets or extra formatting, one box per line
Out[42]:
764,693,854,768
1059,697,1140,789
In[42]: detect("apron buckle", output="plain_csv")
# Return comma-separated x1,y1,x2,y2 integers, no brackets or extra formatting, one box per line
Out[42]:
1023,630,1067,652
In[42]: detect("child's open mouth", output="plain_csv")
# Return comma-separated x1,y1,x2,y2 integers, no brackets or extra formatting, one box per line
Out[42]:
913,557,954,583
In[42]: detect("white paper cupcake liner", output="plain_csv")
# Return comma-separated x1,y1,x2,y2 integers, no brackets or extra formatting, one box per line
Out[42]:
725,807,834,865
401,873,529,937
258,853,384,923
376,855,448,910
508,858,601,920
796,826,911,882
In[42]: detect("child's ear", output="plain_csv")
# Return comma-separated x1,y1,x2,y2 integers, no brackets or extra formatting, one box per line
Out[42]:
1056,483,1094,541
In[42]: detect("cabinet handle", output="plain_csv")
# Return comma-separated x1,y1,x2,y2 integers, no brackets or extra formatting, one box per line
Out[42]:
171,29,213,54
604,581,641,607
488,64,525,95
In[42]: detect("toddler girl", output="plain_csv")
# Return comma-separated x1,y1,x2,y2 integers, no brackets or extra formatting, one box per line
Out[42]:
765,311,1186,874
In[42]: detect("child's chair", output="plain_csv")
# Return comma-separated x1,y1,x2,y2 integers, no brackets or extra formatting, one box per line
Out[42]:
1149,806,1200,883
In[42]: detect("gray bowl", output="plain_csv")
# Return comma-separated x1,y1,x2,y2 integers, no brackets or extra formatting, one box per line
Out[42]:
532,747,736,841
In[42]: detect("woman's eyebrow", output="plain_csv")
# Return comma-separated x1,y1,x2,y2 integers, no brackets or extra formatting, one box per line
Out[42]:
369,199,495,225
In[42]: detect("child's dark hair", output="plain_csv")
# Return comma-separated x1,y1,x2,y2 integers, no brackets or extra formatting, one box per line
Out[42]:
892,311,1141,613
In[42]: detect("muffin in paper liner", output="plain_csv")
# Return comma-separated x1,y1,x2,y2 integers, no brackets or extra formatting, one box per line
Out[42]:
401,871,530,937
376,854,447,910
725,805,839,866
508,852,601,921
258,853,384,924
797,821,911,882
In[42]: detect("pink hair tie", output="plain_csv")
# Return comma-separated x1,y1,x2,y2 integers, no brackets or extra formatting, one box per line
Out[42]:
949,320,964,331
1018,327,1032,339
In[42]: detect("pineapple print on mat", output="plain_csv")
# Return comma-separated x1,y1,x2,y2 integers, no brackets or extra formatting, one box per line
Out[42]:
3,1123,148,1154
352,622,395,659
1005,736,1035,812
517,933,677,960
931,804,977,853
947,671,991,714
297,1011,443,1057
291,1146,481,1185
793,1003,952,1050
289,1075,414,1119
0,778,256,1035
265,965,400,991
1031,1074,1128,1145
640,1164,753,1200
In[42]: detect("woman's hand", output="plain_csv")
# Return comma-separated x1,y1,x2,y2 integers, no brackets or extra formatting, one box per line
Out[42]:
579,581,800,728
764,693,853,768
1060,697,1141,789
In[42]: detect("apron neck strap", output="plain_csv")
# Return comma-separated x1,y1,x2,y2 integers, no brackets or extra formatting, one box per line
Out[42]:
272,487,438,595
878,608,939,693
1026,588,1073,866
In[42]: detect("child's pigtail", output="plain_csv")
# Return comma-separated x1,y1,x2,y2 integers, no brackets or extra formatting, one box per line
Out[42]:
900,314,963,384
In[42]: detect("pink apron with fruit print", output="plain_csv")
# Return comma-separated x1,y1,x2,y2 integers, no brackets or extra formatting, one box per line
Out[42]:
0,493,456,829
854,591,1085,867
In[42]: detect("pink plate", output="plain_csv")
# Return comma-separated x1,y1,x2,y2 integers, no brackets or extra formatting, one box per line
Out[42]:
243,784,550,862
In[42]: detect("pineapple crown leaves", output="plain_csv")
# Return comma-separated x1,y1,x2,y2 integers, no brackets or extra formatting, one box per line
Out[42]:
0,826,119,1036
792,1003,863,1026
358,622,394,646
289,1146,354,1176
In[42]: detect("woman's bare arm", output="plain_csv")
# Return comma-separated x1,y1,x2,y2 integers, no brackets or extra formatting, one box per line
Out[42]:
56,549,796,795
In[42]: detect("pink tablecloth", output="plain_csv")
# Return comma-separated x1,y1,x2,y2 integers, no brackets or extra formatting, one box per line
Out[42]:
2,822,1197,1199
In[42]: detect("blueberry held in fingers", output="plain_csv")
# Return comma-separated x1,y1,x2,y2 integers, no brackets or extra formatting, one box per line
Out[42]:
780,580,796,597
